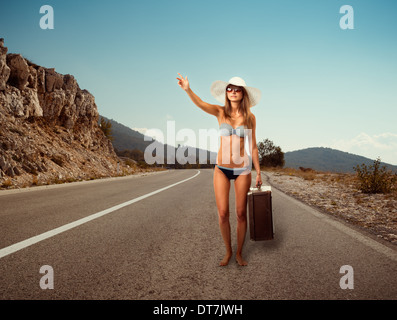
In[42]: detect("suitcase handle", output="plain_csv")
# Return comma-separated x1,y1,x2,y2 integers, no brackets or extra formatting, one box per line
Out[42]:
249,186,271,193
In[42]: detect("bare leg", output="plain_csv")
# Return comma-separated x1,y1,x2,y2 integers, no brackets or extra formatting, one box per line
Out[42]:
213,166,232,266
234,172,252,266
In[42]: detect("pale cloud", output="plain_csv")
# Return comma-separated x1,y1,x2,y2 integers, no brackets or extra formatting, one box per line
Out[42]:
132,127,148,135
329,132,397,165
132,127,161,141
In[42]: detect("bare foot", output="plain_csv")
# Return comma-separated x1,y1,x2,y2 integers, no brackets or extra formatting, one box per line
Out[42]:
236,254,248,266
219,252,232,266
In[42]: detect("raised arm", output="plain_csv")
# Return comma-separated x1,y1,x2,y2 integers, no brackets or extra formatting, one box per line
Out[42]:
177,73,221,117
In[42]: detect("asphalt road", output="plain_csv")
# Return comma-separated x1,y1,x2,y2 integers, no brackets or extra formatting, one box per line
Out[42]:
0,168,396,300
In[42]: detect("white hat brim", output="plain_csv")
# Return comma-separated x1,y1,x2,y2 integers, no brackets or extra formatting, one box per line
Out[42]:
210,80,262,107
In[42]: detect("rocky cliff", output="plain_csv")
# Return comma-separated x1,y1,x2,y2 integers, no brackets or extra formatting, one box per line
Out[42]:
0,38,129,188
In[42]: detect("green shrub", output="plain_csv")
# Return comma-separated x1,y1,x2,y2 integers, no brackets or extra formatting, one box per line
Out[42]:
99,117,114,141
354,158,397,194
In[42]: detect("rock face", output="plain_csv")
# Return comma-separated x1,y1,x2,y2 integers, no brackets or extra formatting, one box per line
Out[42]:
0,38,125,188
0,38,10,91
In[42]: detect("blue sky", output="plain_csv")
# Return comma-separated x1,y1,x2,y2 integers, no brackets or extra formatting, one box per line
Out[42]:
1,0,396,164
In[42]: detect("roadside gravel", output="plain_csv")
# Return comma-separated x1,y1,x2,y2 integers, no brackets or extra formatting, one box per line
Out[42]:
263,169,397,245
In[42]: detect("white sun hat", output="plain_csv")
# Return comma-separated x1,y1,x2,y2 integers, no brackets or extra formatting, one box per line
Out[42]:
210,76,262,107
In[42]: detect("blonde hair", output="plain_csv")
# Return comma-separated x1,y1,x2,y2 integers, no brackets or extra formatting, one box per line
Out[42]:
224,87,254,129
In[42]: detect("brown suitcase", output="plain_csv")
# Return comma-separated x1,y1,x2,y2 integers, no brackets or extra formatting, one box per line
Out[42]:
247,186,274,241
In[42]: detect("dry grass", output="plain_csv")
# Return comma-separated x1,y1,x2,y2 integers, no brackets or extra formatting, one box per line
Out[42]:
264,167,397,199
1,178,13,188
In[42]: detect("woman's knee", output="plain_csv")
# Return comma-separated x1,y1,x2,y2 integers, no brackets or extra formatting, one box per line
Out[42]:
236,208,247,222
218,208,230,223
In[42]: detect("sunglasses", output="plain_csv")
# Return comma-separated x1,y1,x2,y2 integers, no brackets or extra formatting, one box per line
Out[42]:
226,86,242,93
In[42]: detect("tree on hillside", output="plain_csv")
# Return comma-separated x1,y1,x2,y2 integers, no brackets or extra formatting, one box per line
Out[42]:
257,138,285,168
99,117,113,141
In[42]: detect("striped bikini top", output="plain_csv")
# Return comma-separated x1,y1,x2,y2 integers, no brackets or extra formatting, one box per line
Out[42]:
219,123,246,138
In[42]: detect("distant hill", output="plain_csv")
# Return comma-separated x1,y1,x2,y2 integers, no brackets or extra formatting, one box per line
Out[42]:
99,116,152,152
284,147,397,173
99,116,217,165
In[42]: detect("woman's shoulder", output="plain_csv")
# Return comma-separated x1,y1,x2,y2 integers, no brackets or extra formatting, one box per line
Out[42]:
247,112,256,129
248,112,256,122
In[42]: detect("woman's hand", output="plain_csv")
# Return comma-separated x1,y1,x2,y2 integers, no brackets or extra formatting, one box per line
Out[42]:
176,73,190,91
255,173,263,188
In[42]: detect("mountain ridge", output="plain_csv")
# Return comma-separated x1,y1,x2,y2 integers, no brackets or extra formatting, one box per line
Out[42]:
100,116,396,173
100,116,218,165
284,147,397,173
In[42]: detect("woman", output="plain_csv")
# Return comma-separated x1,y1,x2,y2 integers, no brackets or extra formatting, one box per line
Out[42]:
176,74,262,266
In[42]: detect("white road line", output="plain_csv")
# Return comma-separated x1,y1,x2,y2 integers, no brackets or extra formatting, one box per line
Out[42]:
0,170,201,259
